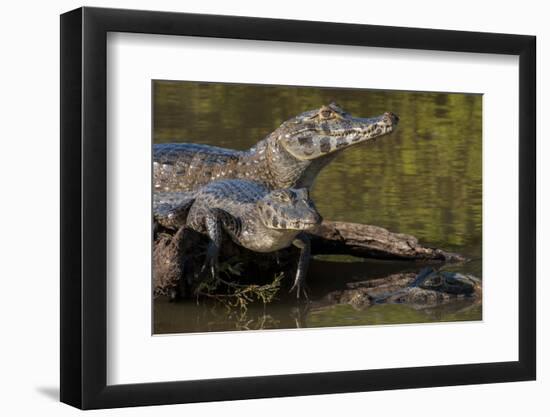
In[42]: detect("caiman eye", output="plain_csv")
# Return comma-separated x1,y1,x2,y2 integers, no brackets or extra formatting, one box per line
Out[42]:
319,109,333,119
431,277,443,286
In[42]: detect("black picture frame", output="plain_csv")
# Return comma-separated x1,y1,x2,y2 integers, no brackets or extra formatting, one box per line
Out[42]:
60,6,536,410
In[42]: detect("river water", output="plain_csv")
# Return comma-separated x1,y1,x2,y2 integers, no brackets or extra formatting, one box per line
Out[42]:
153,81,482,334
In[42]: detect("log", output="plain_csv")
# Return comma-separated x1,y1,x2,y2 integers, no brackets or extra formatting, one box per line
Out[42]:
153,227,202,298
153,227,300,298
308,221,465,262
153,220,465,297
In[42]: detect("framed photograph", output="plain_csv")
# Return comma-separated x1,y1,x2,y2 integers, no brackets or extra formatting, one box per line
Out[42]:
60,6,536,409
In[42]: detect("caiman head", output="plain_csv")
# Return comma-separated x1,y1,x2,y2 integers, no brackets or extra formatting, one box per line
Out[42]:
256,188,322,231
413,267,481,296
273,102,399,160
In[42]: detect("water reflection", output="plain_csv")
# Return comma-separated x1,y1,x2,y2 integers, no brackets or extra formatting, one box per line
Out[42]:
154,299,482,334
153,81,482,333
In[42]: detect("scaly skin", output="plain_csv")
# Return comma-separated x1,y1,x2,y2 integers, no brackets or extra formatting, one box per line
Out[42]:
154,180,323,298
323,267,481,308
154,103,399,192
371,268,481,304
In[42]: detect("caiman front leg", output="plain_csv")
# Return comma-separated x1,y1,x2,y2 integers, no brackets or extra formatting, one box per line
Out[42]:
290,234,311,300
200,208,240,281
200,209,222,280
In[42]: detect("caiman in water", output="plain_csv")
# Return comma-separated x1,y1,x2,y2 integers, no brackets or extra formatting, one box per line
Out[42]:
318,267,481,309
154,179,323,297
154,103,399,192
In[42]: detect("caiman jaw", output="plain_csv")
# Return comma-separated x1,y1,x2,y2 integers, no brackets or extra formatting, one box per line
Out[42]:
257,188,323,231
279,104,399,161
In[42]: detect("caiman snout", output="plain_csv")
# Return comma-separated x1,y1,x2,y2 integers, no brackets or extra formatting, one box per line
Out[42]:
304,211,323,228
384,112,399,125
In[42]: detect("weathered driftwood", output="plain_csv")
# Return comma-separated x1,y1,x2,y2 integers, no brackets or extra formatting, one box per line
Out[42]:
153,227,299,298
309,221,465,262
153,220,465,298
153,227,199,298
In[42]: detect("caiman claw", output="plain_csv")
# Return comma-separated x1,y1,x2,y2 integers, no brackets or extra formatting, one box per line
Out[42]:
289,277,309,300
200,243,219,280
290,235,311,301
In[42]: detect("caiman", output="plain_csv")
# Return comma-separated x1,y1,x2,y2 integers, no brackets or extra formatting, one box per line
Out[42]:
154,179,323,297
154,103,399,192
320,267,481,309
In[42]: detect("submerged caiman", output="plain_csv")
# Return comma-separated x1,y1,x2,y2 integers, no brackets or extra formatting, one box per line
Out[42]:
154,103,399,192
154,179,323,297
319,267,482,309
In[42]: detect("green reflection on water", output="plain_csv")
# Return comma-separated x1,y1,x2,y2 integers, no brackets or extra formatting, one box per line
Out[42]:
306,302,482,328
153,80,482,334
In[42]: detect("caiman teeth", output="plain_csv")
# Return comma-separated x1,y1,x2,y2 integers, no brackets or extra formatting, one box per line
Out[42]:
328,127,384,138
